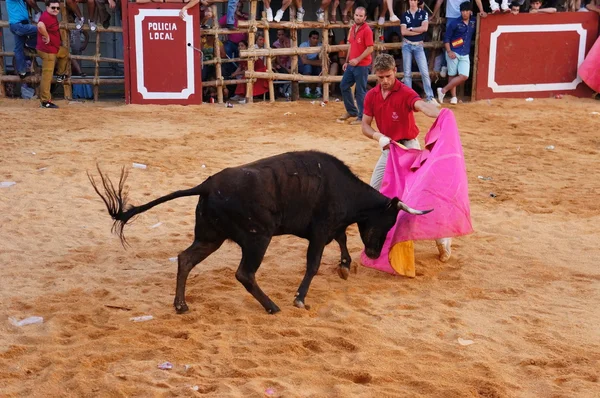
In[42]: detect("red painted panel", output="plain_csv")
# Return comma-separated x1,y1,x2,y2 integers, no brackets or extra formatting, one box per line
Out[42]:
126,3,202,105
474,13,599,100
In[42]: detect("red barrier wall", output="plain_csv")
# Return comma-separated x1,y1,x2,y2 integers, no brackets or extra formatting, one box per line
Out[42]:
474,13,599,100
123,3,202,105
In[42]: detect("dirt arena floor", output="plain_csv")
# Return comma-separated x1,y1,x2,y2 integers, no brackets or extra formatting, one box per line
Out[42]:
1,96,599,397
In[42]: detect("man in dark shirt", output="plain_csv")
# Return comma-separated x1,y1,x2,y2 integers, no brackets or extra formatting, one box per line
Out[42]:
437,1,476,105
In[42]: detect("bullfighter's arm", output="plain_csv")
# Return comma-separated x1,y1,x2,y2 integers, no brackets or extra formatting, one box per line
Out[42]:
414,100,441,118
362,115,391,149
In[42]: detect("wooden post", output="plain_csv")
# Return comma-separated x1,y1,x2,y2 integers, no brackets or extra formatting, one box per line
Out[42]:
245,0,258,103
471,14,481,102
60,6,73,100
264,25,275,102
212,4,224,103
321,13,329,102
290,12,299,101
0,42,5,98
93,32,101,101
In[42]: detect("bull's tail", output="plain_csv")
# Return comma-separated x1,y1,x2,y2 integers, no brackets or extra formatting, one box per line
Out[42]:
87,165,205,246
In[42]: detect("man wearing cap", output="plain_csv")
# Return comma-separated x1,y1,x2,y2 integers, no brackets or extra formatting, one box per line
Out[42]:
437,1,476,105
361,53,453,262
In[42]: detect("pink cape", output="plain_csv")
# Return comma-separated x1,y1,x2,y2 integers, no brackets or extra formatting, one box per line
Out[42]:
360,108,473,274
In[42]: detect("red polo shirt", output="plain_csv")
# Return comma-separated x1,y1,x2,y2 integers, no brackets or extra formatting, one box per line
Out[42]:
37,11,61,54
348,23,374,66
363,79,421,141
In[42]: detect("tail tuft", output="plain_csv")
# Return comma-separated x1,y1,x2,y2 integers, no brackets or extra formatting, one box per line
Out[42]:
88,165,137,247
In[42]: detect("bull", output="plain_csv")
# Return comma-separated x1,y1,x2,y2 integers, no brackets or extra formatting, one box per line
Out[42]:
89,151,431,314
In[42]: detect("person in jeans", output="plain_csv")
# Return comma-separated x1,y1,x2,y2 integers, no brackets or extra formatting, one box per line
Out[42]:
401,0,438,105
37,0,69,109
361,53,452,262
337,7,373,125
7,0,42,79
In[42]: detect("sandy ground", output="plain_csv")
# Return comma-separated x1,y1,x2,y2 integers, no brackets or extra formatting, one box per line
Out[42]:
0,96,599,398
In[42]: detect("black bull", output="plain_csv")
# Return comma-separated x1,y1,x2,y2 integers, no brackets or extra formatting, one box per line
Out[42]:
89,151,431,314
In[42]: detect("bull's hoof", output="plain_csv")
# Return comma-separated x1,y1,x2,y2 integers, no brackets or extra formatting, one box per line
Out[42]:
174,302,189,314
266,304,281,314
337,266,350,280
293,299,311,310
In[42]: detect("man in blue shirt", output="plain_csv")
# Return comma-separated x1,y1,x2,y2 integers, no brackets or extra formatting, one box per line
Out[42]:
299,30,323,98
437,1,476,105
401,0,438,105
7,0,41,79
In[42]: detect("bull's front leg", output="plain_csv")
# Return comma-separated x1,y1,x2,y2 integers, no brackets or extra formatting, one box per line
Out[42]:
294,240,326,310
335,230,352,280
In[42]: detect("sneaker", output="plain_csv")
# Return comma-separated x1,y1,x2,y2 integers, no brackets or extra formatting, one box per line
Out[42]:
436,238,452,262
350,118,362,125
33,11,41,23
437,87,446,104
266,7,273,22
19,72,31,79
75,17,85,30
390,14,399,22
316,9,325,23
336,112,354,122
378,17,385,25
296,7,305,23
56,74,67,83
40,101,59,109
274,9,284,22
89,20,97,31
314,88,322,98
450,97,458,105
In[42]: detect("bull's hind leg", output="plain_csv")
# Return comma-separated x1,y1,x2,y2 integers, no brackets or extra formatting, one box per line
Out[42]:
235,238,280,314
335,230,352,280
174,239,224,314
294,240,326,310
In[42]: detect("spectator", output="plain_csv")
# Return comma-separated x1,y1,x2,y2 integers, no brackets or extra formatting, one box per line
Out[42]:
201,33,225,82
510,1,521,12
66,0,97,31
316,0,355,23
328,30,342,94
273,29,291,73
68,11,89,76
230,41,270,102
37,0,69,108
273,0,305,22
437,1,476,105
7,0,41,79
584,0,600,13
96,0,119,29
254,32,266,64
378,0,400,25
300,30,322,99
432,0,487,25
218,2,248,78
401,0,438,105
490,0,511,13
529,0,557,12
337,7,373,124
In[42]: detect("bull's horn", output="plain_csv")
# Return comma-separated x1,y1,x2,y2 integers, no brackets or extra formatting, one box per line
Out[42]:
397,201,433,215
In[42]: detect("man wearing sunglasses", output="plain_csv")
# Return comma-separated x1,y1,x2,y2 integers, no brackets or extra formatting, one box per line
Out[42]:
37,0,69,108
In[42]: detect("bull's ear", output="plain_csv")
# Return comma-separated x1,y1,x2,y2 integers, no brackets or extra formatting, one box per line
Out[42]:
387,198,400,210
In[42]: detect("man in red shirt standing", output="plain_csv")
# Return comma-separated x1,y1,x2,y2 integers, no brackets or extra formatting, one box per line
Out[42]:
337,7,373,125
362,53,452,262
37,0,69,108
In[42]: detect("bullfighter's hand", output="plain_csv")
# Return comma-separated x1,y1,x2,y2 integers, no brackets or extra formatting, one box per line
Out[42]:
378,136,391,150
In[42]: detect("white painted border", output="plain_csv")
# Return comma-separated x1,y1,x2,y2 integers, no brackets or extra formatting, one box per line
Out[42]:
134,9,195,99
488,24,587,93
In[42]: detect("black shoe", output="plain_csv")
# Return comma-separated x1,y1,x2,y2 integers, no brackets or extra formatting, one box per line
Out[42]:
40,101,59,109
102,15,111,29
226,24,235,30
56,74,67,83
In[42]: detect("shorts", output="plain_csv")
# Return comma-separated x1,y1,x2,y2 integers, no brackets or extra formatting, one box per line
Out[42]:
445,53,470,78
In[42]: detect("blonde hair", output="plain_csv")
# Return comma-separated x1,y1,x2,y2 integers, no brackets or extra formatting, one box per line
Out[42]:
372,54,396,73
